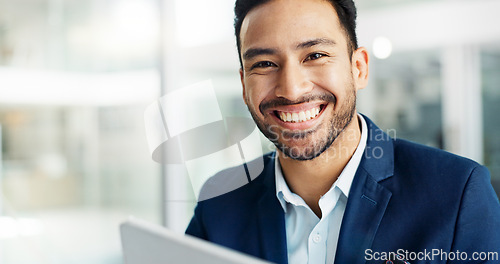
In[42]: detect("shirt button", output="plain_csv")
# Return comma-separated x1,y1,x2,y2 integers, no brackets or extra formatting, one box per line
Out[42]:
312,234,321,243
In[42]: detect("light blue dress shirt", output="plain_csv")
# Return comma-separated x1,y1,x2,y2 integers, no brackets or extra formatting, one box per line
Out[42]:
275,114,368,264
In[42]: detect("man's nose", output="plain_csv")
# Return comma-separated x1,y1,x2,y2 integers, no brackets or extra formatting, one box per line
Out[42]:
275,63,313,101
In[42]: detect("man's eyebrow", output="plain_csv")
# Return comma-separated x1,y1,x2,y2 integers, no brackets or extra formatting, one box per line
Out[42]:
242,48,277,61
296,38,336,49
242,38,335,61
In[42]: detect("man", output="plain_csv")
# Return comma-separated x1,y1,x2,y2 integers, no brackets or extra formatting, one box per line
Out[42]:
186,0,500,263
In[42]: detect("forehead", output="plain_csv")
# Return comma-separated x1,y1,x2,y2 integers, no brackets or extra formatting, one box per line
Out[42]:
239,0,346,51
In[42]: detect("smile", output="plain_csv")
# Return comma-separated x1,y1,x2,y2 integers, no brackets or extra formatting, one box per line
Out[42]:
275,105,322,123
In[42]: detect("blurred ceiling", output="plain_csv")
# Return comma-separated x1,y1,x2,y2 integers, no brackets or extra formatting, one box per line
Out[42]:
356,0,435,9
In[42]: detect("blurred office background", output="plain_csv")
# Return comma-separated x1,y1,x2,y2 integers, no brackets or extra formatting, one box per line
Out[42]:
0,0,499,263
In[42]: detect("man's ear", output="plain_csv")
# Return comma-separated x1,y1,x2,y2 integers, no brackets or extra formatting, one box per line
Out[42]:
239,68,248,105
351,47,369,91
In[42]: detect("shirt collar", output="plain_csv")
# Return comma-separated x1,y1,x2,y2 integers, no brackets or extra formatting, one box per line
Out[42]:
275,113,368,211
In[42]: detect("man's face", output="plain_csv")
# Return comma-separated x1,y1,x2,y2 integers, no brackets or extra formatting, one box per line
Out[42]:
239,0,366,160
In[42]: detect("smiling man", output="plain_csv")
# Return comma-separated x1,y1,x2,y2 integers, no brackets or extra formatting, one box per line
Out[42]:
186,0,500,263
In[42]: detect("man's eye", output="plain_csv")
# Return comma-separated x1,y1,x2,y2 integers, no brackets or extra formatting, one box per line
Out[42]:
252,61,275,69
305,53,326,61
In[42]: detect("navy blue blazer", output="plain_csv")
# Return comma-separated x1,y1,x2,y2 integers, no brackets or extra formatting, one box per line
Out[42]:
186,116,500,264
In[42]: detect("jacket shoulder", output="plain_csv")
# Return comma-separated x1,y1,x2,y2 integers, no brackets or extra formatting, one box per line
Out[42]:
197,152,275,205
393,138,482,174
186,152,279,243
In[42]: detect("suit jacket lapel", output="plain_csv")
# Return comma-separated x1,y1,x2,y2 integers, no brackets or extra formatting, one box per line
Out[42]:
256,154,288,264
334,116,394,264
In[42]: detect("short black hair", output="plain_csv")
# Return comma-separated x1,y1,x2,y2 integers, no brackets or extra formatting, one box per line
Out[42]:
234,0,358,67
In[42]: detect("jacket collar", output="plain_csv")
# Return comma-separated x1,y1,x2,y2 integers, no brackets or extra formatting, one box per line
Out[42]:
359,114,395,182
334,115,394,264
257,153,288,264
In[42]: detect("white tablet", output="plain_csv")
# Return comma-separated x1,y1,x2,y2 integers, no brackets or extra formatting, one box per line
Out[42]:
120,217,273,264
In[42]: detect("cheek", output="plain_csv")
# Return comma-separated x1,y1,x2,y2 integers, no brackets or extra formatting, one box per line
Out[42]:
309,64,353,94
244,76,276,107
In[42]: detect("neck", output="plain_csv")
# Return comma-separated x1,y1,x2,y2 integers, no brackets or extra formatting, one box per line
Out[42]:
278,114,361,217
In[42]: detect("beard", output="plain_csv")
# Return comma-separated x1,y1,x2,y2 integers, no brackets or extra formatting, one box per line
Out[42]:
246,84,357,161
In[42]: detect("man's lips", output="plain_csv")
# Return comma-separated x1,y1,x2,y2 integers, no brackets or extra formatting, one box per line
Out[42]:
268,103,326,123
259,95,335,127
275,105,322,123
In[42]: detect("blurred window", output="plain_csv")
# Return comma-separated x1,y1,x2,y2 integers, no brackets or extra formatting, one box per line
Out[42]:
0,0,161,263
482,45,500,184
364,50,443,149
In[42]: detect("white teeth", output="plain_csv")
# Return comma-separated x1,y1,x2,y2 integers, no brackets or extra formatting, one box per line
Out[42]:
305,110,312,120
277,106,322,123
298,111,306,121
